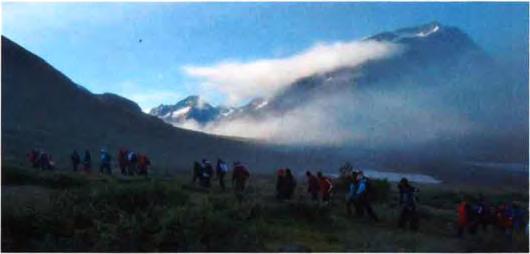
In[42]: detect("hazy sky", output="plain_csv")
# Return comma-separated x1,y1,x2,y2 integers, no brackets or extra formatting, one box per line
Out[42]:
2,2,528,111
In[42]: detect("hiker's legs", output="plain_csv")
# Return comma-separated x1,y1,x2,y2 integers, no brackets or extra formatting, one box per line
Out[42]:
363,201,379,221
219,173,225,190
311,192,319,201
457,224,466,238
347,199,355,216
410,209,419,230
398,208,408,228
354,200,364,217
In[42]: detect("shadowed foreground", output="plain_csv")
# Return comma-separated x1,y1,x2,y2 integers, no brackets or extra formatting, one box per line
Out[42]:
1,165,528,252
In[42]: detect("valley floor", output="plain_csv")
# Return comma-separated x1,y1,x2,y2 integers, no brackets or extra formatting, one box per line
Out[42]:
1,165,528,252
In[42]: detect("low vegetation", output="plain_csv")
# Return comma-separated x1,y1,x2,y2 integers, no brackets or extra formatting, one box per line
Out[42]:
1,165,528,252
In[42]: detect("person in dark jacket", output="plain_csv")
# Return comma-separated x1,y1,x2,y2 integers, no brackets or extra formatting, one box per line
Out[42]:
216,159,228,191
118,149,128,175
276,168,286,200
279,168,297,200
472,195,491,232
398,178,419,230
99,149,112,175
306,171,320,201
39,151,51,170
71,150,81,171
192,161,201,184
83,150,92,173
200,159,214,188
127,151,138,176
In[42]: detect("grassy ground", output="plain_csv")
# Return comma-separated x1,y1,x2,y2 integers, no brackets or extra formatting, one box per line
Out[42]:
1,165,528,252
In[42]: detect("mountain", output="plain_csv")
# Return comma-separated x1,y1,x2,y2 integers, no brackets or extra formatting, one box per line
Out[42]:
151,22,495,124
149,95,222,125
0,36,308,171
148,22,528,165
149,96,269,127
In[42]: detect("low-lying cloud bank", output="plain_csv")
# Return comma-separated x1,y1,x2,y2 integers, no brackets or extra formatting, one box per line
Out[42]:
172,85,475,147
183,40,403,104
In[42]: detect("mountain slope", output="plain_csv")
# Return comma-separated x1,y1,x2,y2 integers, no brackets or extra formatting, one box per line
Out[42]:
0,36,301,171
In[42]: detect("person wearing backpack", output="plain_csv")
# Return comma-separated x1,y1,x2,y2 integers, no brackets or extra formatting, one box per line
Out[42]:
352,171,379,221
127,151,138,176
473,195,491,232
276,168,286,200
192,161,201,184
283,168,297,200
83,149,92,173
27,149,39,168
118,149,128,175
306,171,320,201
232,161,250,203
200,159,214,188
71,149,81,171
398,178,419,230
216,158,228,191
317,171,333,205
99,148,112,175
138,154,151,176
457,196,472,237
38,151,51,170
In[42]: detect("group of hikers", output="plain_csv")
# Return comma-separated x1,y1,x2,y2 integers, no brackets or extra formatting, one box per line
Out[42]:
191,159,250,202
192,160,528,237
28,148,151,176
27,149,55,170
457,194,528,237
25,150,528,237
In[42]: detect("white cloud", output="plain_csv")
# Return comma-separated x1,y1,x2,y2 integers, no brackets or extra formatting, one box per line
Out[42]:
174,83,474,147
183,40,403,104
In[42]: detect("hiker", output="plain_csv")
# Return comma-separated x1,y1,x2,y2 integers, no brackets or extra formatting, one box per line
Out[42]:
38,151,51,170
496,202,514,236
282,168,297,200
472,195,491,232
48,155,55,170
200,159,214,188
127,151,138,175
350,171,379,221
192,161,201,184
27,149,40,168
457,196,472,237
398,178,419,230
83,150,92,172
276,168,286,199
118,149,129,175
99,148,112,175
138,154,151,176
232,161,250,202
306,171,320,201
511,202,527,233
216,158,228,190
71,150,81,171
317,171,333,205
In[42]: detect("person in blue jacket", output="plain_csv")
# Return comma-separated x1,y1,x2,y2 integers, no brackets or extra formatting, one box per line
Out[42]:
348,171,379,221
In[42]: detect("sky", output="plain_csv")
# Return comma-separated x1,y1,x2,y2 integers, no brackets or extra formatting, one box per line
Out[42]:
2,2,528,111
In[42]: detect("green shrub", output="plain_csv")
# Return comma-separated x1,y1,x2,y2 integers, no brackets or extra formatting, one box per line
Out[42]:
2,166,88,188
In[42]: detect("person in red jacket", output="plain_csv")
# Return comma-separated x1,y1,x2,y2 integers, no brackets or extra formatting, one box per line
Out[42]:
306,171,320,201
317,171,333,205
118,149,128,176
138,154,151,176
457,197,471,238
232,161,250,203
